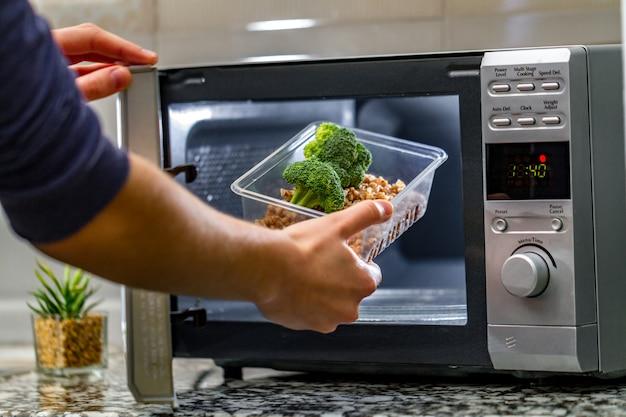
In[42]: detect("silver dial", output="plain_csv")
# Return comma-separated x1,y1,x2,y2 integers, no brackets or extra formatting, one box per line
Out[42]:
501,252,550,297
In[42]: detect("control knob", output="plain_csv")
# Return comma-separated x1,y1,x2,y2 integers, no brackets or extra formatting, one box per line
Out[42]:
501,252,550,297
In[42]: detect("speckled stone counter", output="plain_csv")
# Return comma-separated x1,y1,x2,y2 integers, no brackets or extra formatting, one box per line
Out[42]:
3,346,626,417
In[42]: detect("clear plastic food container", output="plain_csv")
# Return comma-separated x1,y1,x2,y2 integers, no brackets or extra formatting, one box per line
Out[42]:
231,122,447,261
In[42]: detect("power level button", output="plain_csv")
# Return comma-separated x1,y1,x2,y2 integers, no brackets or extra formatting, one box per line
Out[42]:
493,218,508,232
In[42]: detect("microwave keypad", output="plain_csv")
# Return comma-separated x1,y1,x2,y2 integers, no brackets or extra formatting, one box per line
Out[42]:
489,79,563,95
480,48,590,328
490,114,564,129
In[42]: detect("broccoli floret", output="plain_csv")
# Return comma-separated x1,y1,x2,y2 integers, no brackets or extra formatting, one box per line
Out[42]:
356,141,373,171
316,129,373,188
303,122,341,159
301,122,373,190
282,158,345,213
346,142,373,187
316,131,358,187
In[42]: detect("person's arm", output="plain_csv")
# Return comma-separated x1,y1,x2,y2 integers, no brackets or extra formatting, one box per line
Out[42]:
0,0,392,333
39,154,392,333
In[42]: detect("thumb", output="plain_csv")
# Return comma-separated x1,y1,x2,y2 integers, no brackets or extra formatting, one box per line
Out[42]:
323,200,393,239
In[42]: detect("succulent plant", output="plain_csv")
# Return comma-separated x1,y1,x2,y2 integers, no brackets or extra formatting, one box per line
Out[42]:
28,260,100,320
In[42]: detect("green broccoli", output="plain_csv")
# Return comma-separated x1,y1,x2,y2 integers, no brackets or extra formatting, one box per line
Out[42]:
316,129,373,188
282,158,345,212
303,122,341,159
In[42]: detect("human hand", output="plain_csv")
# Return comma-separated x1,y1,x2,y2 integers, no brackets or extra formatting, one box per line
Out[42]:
52,23,158,101
256,200,393,333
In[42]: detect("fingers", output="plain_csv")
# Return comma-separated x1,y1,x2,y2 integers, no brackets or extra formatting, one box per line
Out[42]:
53,23,158,65
66,53,127,65
70,62,114,76
325,200,393,240
75,65,132,101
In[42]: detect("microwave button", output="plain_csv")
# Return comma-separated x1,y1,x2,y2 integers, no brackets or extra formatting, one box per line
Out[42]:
492,117,512,127
492,217,508,232
501,252,550,298
551,218,564,231
542,116,561,125
517,117,536,126
516,83,535,92
541,81,560,90
492,83,511,93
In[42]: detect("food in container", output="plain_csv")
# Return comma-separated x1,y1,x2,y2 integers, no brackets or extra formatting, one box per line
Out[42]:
231,122,447,261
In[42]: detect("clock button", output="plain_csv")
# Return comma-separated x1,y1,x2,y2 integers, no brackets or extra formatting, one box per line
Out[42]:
517,117,536,126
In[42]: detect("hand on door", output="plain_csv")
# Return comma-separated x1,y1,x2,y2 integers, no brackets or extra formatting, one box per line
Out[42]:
255,200,393,333
52,23,158,101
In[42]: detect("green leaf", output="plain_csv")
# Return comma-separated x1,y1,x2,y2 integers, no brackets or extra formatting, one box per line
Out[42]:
69,292,87,318
71,269,84,290
32,261,97,318
35,297,52,315
27,302,46,317
34,270,65,312
63,264,71,282
82,299,102,316
34,290,62,317
36,261,66,301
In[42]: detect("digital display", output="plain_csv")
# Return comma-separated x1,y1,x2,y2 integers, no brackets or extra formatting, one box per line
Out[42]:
486,142,570,200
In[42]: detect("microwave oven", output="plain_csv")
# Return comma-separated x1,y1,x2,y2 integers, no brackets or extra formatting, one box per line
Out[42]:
119,45,626,404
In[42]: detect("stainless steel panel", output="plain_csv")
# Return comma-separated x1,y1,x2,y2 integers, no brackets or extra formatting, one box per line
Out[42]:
586,45,626,374
481,47,597,372
488,324,598,372
118,68,175,405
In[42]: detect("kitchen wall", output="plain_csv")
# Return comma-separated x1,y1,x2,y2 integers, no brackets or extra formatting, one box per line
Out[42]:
0,0,620,346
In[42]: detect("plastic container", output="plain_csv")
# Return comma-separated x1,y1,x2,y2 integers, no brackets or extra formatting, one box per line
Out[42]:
231,122,447,261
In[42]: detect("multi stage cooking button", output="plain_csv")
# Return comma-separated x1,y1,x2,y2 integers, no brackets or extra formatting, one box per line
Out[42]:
517,117,536,126
516,83,535,91
541,81,560,90
492,117,512,127
542,116,561,125
492,83,511,93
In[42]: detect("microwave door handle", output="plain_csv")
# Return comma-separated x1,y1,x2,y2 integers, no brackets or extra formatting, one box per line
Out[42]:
164,164,198,184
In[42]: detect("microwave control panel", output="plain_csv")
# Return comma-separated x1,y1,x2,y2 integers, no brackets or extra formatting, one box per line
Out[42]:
480,47,597,372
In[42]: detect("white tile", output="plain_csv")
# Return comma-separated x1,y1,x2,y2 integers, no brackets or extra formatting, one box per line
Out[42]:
156,20,443,67
157,0,443,32
444,0,618,16
443,9,619,51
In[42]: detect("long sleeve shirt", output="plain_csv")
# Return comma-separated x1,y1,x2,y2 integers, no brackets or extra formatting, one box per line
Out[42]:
0,0,129,243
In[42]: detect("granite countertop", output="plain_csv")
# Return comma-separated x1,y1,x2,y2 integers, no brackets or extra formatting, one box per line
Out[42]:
3,346,626,417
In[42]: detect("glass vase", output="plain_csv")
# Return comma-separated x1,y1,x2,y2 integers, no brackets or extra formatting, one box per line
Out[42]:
32,312,108,376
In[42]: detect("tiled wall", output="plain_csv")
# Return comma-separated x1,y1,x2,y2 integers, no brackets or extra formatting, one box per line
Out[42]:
0,0,621,344
32,0,619,67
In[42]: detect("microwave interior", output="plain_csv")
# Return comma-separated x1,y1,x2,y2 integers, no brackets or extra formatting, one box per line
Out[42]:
159,56,489,369
170,95,466,324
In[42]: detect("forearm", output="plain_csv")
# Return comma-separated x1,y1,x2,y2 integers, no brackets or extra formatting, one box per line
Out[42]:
37,153,280,303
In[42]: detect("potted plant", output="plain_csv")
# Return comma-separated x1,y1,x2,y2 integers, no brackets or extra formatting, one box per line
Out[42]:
28,260,106,376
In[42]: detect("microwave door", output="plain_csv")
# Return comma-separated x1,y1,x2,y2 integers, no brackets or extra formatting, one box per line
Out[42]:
159,55,490,371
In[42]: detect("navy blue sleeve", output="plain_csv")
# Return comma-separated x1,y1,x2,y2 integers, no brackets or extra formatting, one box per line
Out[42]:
0,0,130,243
